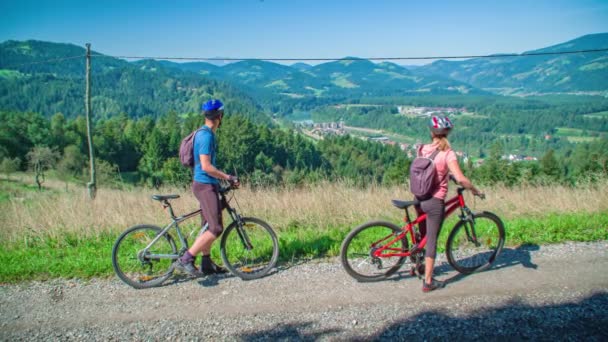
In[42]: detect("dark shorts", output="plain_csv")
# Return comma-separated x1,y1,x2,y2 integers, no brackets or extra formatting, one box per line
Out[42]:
192,181,224,237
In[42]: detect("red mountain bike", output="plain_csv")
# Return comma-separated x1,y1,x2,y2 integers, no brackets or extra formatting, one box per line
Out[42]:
340,181,505,282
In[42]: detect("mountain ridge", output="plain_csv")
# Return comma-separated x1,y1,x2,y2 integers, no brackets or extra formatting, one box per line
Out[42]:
1,33,607,119
416,33,608,94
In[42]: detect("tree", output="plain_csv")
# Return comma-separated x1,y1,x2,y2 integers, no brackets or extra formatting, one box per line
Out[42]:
161,158,191,187
0,157,20,179
540,149,561,181
139,128,168,187
94,159,122,187
382,157,409,186
26,146,60,190
56,145,86,190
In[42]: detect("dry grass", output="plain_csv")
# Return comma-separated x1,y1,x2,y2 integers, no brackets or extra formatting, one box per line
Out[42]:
2,178,607,242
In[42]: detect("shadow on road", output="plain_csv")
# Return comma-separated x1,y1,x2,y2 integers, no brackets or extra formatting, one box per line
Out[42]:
238,322,341,341
371,292,608,341
236,292,608,341
388,243,541,286
492,243,540,270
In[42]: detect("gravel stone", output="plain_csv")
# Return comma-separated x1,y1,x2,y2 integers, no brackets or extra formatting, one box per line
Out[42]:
1,241,607,340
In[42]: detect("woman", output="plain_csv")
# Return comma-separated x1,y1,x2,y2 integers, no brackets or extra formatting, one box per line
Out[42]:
416,115,483,292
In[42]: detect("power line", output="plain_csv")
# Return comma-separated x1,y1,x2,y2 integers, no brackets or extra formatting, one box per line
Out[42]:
92,48,608,62
3,47,607,68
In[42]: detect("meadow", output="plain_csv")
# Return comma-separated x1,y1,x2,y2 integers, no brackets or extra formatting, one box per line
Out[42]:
1,174,607,282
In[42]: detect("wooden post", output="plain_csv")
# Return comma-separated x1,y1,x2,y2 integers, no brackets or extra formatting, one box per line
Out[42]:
85,43,96,199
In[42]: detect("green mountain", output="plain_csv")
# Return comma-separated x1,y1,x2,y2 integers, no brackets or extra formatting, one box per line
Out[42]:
416,33,608,95
168,57,481,100
2,34,607,121
0,40,269,124
291,62,313,71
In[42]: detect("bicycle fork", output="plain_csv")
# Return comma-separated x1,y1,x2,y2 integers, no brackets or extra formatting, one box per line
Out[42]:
228,208,254,251
460,207,481,247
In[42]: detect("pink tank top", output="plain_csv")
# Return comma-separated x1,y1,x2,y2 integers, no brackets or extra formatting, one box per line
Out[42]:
419,143,457,200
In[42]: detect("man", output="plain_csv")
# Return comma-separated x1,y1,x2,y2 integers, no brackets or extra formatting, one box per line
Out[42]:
173,99,239,276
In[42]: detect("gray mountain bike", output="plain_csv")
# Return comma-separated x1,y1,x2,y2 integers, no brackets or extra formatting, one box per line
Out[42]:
112,182,279,289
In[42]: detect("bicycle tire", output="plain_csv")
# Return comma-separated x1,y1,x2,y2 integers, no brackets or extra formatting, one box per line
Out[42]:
446,211,505,274
220,217,279,280
340,221,409,282
112,224,178,289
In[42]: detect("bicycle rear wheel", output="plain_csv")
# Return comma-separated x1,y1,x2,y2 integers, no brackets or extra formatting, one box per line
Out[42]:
446,211,505,274
220,217,279,280
112,225,177,289
340,221,409,282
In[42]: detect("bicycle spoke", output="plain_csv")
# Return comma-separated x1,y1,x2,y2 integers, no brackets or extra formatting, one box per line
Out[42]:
112,225,177,289
446,212,505,274
341,221,410,282
221,218,279,280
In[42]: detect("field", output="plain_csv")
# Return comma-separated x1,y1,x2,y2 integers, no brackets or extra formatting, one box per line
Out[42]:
1,174,607,282
555,127,604,142
583,110,608,119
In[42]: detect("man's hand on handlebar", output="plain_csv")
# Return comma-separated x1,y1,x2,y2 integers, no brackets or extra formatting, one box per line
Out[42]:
227,175,240,188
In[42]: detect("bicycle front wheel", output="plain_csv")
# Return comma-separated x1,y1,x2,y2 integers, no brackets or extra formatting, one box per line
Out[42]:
220,217,279,280
446,211,505,274
340,221,409,282
112,225,178,289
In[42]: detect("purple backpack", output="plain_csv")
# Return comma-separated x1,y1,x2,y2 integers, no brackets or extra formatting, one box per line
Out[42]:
409,147,440,200
179,128,203,168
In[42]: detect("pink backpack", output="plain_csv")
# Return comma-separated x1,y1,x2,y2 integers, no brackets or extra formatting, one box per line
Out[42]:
409,147,440,200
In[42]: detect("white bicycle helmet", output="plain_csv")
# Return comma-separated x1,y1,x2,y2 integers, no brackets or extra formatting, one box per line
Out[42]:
429,116,453,135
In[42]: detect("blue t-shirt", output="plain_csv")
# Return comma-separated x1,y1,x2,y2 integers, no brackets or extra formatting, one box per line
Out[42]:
193,126,218,184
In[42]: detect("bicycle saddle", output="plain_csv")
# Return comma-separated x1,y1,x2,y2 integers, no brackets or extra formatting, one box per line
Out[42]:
391,199,420,209
151,194,180,201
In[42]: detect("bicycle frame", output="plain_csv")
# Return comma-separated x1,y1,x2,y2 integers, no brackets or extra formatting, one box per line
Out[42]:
371,188,472,258
141,188,252,261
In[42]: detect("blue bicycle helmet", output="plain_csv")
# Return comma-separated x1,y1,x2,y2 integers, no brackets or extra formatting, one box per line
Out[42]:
202,99,224,119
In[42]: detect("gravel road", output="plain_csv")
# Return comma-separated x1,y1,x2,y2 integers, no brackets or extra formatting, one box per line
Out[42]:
1,241,607,341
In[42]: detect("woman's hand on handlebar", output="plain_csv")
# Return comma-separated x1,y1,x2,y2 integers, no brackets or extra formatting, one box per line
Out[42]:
449,173,485,199
472,188,485,199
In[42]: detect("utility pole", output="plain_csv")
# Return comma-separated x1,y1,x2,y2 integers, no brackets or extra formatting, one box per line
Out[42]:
85,43,96,199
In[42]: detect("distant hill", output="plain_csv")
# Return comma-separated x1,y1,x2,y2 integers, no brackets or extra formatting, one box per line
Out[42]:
0,40,269,123
1,34,607,120
168,57,482,100
416,33,608,95
291,62,313,71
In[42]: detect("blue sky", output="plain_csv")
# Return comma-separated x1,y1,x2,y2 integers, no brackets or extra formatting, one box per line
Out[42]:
1,0,607,65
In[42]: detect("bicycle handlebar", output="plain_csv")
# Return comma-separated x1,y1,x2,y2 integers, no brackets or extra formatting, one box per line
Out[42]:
449,174,485,199
219,179,239,194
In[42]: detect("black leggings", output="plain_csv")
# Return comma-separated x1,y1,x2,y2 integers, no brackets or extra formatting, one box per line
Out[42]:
416,197,445,259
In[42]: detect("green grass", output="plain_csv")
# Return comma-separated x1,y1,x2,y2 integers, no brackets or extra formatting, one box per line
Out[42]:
554,127,604,143
0,69,24,79
566,136,599,143
0,177,46,203
584,110,608,119
555,127,586,137
1,211,606,283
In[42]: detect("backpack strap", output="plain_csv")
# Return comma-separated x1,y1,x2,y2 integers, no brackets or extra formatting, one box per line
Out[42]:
428,149,440,160
418,145,440,160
